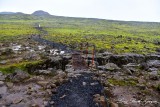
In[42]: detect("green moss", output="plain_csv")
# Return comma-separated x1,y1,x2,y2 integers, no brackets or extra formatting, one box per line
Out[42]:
0,23,40,42
141,90,151,95
158,71,160,75
0,16,160,54
156,84,160,91
108,78,138,86
0,60,43,74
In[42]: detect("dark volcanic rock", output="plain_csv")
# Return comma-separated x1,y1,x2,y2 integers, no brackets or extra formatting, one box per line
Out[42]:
47,73,105,107
6,70,30,82
147,60,160,68
156,48,160,53
145,54,160,60
26,56,69,73
108,54,145,66
98,63,120,71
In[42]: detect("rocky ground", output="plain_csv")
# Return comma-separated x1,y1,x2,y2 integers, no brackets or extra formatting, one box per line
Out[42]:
0,39,160,107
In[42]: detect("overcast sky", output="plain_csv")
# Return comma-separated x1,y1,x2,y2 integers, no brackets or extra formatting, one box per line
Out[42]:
0,0,160,22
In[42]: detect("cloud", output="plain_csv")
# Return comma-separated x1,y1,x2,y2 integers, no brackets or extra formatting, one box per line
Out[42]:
0,0,159,22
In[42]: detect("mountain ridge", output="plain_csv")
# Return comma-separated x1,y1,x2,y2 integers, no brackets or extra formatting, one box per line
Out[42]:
32,10,50,16
0,10,160,24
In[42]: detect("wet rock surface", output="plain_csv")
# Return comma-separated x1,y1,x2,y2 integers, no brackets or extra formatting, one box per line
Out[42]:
0,75,53,107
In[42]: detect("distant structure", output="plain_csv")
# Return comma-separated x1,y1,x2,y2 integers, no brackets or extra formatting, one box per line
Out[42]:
39,24,41,28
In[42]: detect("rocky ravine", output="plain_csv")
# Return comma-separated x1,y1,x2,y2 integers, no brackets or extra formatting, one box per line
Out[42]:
0,40,160,107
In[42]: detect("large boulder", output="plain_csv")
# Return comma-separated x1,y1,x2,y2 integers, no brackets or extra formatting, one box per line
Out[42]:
0,72,6,81
33,69,56,75
149,71,159,80
145,54,160,60
26,56,69,73
0,60,7,65
0,48,13,55
108,53,145,66
156,48,160,53
98,63,120,71
6,70,30,82
122,63,140,75
147,60,160,68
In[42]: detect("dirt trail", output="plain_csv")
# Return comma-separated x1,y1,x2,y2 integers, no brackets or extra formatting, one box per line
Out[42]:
32,26,107,107
47,73,106,107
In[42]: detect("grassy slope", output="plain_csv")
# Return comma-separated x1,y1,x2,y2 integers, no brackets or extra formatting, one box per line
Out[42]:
0,14,160,54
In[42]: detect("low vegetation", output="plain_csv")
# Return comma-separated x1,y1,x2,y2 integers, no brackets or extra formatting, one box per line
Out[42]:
156,84,160,91
108,78,138,86
0,60,43,74
1,14,160,54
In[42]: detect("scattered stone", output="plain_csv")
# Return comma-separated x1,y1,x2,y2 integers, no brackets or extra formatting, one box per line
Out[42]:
110,102,119,107
6,70,30,82
147,60,160,68
37,81,49,88
123,68,132,75
26,90,32,95
13,98,23,104
54,78,64,86
0,86,7,94
149,71,159,80
82,82,87,86
101,74,107,77
93,94,101,98
136,84,146,90
146,54,160,61
0,72,3,76
98,63,120,71
108,54,145,66
49,101,55,105
23,52,39,60
38,45,46,50
1,48,13,55
123,63,139,74
50,84,56,88
6,82,13,88
47,89,52,95
90,82,99,86
60,94,66,99
43,101,48,106
123,63,140,68
51,88,57,94
31,104,39,107
93,94,107,107
0,81,4,86
5,101,12,107
0,75,6,81
0,60,7,65
35,70,53,75
140,62,149,70
103,87,112,97
98,96,106,107
148,68,158,72
11,45,22,51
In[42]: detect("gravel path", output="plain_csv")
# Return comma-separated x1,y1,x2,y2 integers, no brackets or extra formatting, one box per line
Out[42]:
47,73,104,107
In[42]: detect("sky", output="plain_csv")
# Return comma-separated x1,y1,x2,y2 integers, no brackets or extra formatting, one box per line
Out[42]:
0,0,160,22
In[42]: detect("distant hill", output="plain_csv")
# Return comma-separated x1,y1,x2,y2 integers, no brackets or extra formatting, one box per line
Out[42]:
32,10,50,16
0,10,160,26
0,12,25,15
